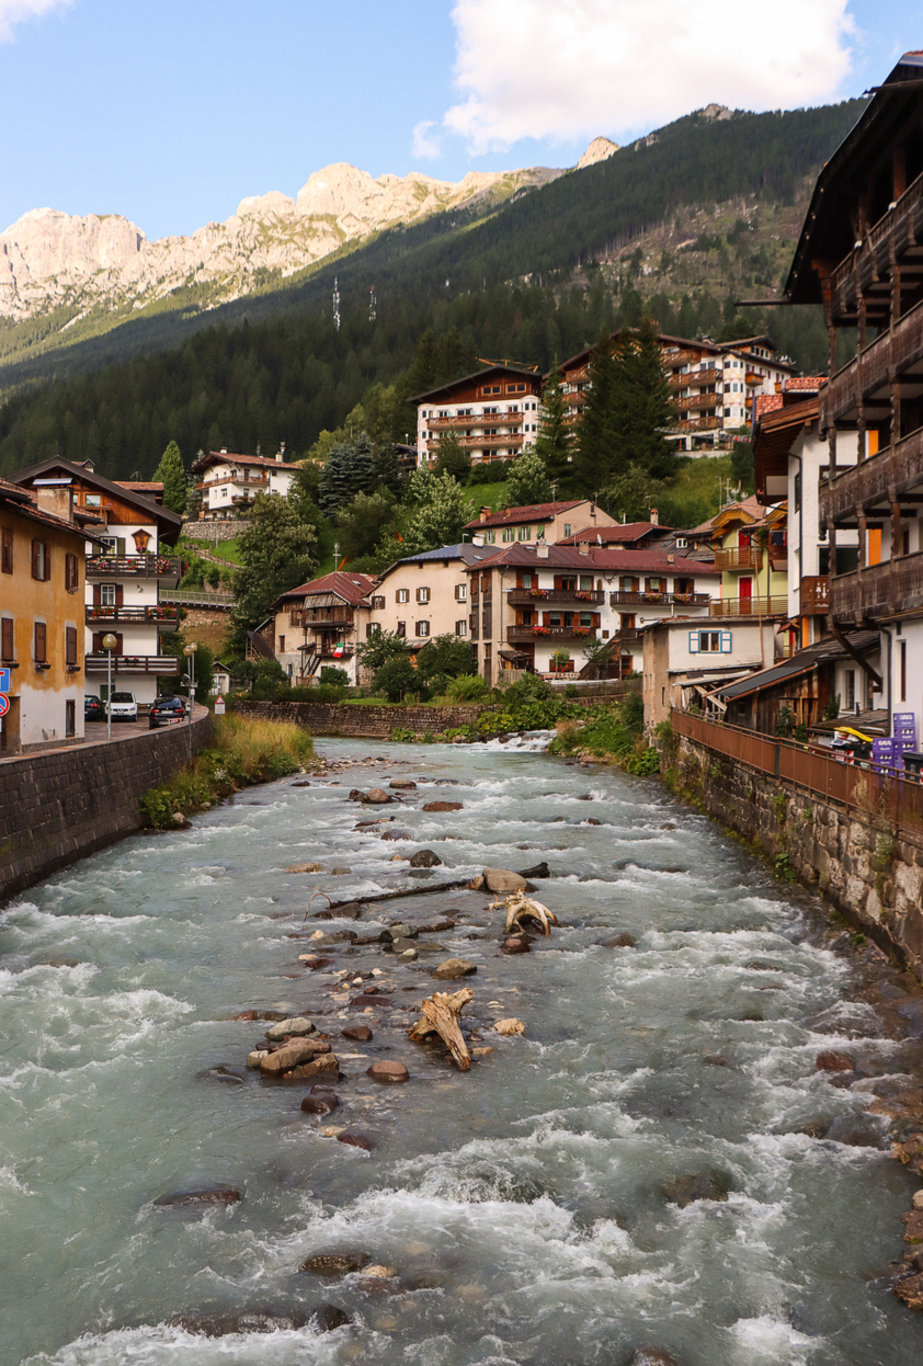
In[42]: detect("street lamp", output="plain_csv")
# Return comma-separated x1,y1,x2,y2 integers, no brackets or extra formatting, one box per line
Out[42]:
183,641,197,756
102,633,117,741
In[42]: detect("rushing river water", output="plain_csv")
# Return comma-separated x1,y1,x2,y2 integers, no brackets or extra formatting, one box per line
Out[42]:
1,737,922,1365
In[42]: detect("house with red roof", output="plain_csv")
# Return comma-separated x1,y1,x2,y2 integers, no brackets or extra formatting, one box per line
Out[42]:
271,570,376,684
191,446,299,520
467,542,721,683
463,499,617,547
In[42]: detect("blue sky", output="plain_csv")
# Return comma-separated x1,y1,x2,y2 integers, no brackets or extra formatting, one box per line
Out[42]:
0,0,918,241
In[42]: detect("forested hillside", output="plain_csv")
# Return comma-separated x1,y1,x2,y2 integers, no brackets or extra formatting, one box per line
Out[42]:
0,98,866,481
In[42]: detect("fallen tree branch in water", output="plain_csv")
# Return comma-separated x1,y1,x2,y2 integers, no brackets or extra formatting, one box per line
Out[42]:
408,987,473,1070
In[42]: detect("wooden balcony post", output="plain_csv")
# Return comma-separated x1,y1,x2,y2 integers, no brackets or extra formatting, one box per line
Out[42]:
857,509,867,572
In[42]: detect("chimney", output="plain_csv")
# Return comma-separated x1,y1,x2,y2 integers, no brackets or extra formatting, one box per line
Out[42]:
33,481,75,523
472,533,484,547
650,507,659,525
276,441,286,463
578,542,590,556
536,539,550,559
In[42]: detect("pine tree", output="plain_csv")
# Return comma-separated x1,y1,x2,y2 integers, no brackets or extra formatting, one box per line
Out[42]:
318,432,377,517
572,329,619,497
534,366,573,492
153,439,187,514
611,320,678,481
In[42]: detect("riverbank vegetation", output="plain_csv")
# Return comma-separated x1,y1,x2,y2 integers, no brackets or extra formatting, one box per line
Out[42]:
140,713,314,830
547,691,660,774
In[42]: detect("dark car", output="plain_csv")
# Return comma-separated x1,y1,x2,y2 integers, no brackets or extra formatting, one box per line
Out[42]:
148,695,188,729
85,693,104,721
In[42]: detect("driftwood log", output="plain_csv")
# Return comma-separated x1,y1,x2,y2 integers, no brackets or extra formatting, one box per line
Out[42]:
408,987,473,1071
488,891,558,936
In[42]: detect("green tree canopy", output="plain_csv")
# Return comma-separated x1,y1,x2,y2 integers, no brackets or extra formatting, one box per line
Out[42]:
153,439,187,514
229,492,317,650
356,628,412,674
434,430,471,482
506,448,552,507
534,366,573,491
415,633,477,682
400,472,473,554
318,432,377,517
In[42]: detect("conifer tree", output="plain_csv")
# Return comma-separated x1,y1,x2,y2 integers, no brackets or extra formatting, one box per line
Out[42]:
534,366,573,492
153,439,187,514
572,329,619,496
229,492,317,650
401,473,473,554
318,432,377,517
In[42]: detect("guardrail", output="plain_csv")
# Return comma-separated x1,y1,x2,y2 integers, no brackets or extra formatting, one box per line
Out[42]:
671,708,923,835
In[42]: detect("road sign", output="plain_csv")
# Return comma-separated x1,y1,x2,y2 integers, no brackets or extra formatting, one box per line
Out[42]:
214,696,226,715
0,668,9,692
0,694,9,718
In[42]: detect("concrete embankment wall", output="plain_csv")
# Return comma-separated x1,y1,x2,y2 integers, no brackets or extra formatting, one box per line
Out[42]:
668,727,923,979
234,700,481,739
0,714,213,904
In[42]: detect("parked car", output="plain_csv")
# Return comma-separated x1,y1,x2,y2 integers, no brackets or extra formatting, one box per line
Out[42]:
148,695,188,728
84,693,104,722
105,691,138,722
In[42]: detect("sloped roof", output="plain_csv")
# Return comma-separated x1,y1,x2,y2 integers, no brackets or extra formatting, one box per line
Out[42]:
713,630,879,701
464,500,585,530
0,477,105,544
475,543,721,576
411,363,541,405
11,457,183,543
277,570,376,605
558,521,672,545
193,450,299,473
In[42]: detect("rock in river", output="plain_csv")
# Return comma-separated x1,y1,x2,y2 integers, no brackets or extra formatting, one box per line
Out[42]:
367,1060,410,1083
434,957,477,980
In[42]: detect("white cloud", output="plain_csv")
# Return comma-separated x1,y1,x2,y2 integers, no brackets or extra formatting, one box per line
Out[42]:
0,0,72,43
412,119,443,160
442,0,856,153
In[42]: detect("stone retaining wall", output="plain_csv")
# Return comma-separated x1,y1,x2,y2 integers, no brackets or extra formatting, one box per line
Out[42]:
0,714,213,904
181,519,249,541
234,700,480,738
671,731,923,980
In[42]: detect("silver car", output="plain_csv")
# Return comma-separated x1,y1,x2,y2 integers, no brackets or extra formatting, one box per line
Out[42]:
105,691,138,722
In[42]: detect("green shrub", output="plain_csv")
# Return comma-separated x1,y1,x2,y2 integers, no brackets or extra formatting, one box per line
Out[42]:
320,666,349,687
445,673,491,703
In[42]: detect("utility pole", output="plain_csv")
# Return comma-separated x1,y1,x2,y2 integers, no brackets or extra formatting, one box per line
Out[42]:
332,276,341,333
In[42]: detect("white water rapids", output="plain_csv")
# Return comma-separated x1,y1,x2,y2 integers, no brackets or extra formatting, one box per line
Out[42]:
0,737,921,1364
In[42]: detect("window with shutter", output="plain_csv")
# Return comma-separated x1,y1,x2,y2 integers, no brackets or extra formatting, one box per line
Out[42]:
31,539,50,581
1,527,12,574
65,626,78,668
34,621,47,663
1,616,13,661
65,553,79,592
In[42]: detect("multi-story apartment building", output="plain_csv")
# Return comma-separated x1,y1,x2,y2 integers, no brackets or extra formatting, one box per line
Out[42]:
469,543,720,684
558,333,798,454
463,499,618,547
13,459,182,709
272,571,376,684
366,543,495,648
785,50,923,730
414,364,542,467
191,447,298,519
703,496,789,621
0,476,96,754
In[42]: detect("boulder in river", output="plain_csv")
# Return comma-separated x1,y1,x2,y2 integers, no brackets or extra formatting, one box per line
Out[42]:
362,788,395,805
663,1169,731,1207
172,1308,308,1336
285,862,322,874
312,1303,353,1331
502,935,531,954
337,1131,375,1151
301,1251,370,1277
154,1186,241,1208
434,957,477,980
627,1350,683,1366
483,868,529,894
422,800,463,812
259,1043,335,1077
343,1024,373,1042
409,849,442,867
367,1060,410,1083
301,1090,340,1116
517,861,550,879
265,1016,316,1041
389,778,417,790
816,1050,854,1073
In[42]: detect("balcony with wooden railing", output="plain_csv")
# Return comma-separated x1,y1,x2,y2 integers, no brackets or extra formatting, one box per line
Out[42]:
710,595,787,617
671,368,722,390
677,393,721,414
85,654,179,675
664,349,702,369
428,432,525,452
86,554,182,584
290,608,356,629
85,604,181,629
609,590,710,607
507,625,598,643
829,167,923,322
508,588,604,606
714,545,762,571
823,295,923,426
800,576,829,614
829,551,923,622
429,410,524,431
820,426,923,525
676,416,722,433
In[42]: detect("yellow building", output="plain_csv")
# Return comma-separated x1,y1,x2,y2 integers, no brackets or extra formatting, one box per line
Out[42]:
700,496,788,620
0,478,95,755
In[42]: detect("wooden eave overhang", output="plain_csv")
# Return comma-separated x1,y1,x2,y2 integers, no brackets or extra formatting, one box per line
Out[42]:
784,54,923,304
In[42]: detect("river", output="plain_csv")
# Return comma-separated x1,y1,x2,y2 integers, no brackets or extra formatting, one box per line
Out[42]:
1,737,921,1365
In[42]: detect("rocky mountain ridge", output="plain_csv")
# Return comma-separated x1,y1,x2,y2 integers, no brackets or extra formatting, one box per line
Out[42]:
0,149,617,324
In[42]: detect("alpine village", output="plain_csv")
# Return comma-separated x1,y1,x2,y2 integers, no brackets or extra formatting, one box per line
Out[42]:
9,43,923,1348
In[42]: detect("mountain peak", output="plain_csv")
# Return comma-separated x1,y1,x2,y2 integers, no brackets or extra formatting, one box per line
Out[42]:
576,137,619,170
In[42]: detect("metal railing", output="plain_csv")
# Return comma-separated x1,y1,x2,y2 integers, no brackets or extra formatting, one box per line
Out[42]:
508,588,604,605
672,707,923,836
609,590,709,607
86,654,180,675
86,554,182,583
710,595,787,617
85,605,181,628
507,625,598,643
